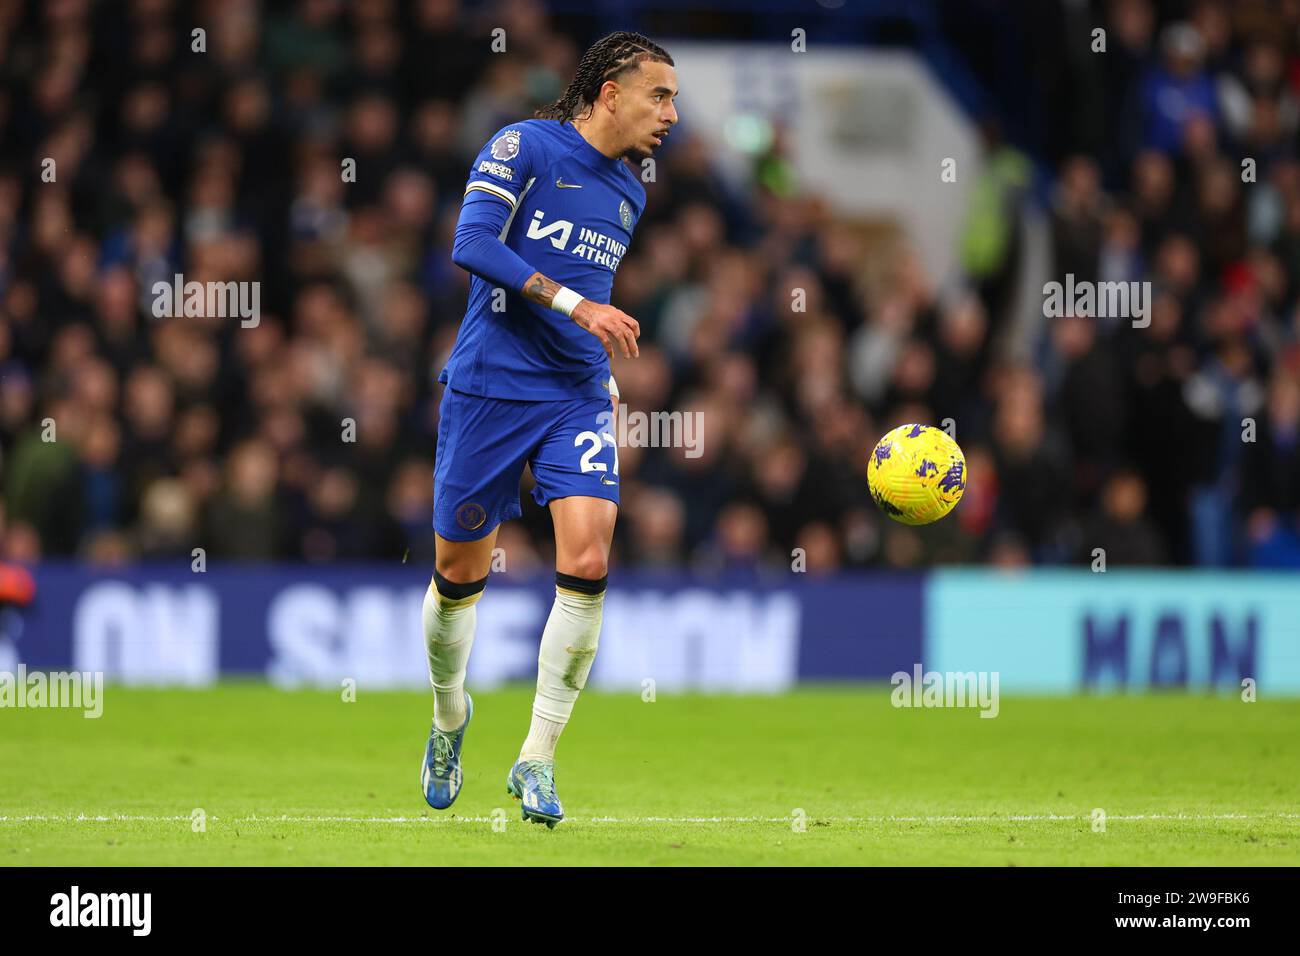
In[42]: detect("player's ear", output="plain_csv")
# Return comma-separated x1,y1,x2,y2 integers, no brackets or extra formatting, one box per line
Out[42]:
601,78,620,111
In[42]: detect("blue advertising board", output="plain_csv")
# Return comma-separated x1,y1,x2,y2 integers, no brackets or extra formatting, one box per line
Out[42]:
1,564,922,692
927,570,1300,693
5,565,1298,693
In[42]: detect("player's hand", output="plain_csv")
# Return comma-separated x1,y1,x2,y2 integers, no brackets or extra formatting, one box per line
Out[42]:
572,300,640,359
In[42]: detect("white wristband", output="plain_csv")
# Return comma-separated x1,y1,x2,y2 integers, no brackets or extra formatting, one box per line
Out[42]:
551,286,584,318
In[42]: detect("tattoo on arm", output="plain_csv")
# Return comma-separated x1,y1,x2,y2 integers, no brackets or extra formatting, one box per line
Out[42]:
521,272,561,307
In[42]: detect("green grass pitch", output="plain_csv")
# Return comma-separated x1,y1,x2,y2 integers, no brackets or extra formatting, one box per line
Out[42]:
1,684,1296,865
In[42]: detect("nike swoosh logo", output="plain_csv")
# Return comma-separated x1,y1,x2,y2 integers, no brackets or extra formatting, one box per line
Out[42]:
601,476,618,485
555,178,582,188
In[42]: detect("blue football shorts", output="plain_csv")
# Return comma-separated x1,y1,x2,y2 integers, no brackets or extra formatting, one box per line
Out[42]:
433,386,620,541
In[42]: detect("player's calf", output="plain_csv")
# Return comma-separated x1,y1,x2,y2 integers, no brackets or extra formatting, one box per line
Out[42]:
424,569,487,731
520,571,606,762
505,571,606,826
420,570,487,810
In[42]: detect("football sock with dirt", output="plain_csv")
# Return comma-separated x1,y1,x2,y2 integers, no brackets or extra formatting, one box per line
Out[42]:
424,569,487,732
519,572,607,763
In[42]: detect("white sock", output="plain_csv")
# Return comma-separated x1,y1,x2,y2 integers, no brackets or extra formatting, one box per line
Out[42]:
519,714,566,764
423,580,481,732
519,584,605,762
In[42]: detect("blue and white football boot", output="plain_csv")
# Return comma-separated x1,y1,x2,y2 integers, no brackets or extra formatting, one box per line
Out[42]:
421,693,473,810
506,759,564,828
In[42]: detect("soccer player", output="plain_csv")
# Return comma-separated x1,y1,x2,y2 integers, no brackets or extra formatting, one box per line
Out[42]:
420,33,677,827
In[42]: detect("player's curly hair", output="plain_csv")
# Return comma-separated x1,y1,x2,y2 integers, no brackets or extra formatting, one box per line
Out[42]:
534,32,673,123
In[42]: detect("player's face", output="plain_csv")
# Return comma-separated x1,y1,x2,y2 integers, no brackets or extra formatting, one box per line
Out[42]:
619,61,678,162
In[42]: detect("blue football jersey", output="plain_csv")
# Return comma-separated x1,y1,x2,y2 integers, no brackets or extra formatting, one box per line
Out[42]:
440,119,646,400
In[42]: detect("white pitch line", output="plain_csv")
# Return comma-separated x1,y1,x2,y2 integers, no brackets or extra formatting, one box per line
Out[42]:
0,812,1297,825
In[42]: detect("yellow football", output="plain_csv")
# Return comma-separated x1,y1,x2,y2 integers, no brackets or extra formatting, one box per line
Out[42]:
867,424,967,525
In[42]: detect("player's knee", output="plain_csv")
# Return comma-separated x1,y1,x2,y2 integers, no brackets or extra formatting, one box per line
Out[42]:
435,548,488,586
559,548,608,583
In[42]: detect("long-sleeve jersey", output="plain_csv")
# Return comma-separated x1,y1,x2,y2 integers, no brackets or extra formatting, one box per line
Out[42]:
441,118,646,401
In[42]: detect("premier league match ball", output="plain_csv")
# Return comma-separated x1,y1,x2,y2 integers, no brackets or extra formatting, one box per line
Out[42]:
867,424,967,526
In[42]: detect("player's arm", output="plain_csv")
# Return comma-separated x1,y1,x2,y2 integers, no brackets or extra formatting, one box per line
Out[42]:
449,203,640,360
519,272,640,360
451,124,552,296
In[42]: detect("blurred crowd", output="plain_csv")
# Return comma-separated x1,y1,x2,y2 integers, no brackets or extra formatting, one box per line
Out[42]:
1026,0,1300,569
1,0,1299,572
